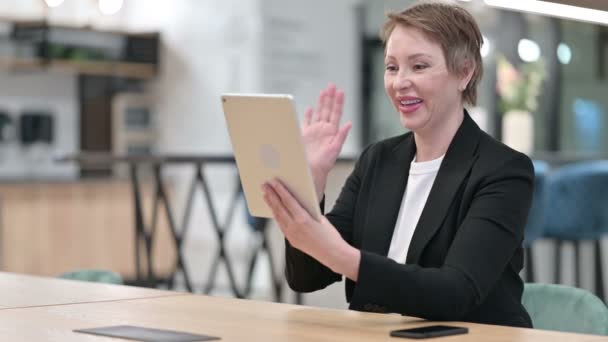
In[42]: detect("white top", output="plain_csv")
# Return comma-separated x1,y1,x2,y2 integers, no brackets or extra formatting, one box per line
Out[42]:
387,154,444,264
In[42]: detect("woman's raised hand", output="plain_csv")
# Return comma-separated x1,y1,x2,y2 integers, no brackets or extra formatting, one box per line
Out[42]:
302,84,352,200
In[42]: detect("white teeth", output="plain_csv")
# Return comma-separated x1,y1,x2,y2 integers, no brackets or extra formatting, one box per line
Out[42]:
401,99,422,105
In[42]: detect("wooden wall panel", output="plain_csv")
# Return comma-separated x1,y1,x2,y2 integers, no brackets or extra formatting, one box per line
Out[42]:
0,181,175,279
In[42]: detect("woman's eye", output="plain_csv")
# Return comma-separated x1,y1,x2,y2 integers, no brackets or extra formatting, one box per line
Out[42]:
385,65,397,72
414,64,428,71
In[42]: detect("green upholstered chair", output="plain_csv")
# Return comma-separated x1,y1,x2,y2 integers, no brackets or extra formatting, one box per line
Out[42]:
522,283,608,335
58,269,123,285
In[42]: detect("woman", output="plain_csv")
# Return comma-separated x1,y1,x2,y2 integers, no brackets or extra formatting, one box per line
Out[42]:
262,1,533,328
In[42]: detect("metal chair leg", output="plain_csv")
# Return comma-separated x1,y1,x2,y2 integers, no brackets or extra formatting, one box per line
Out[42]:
574,241,581,287
555,240,562,284
525,245,535,282
595,239,604,302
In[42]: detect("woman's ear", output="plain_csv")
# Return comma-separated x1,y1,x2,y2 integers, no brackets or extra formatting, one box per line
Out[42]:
459,58,475,91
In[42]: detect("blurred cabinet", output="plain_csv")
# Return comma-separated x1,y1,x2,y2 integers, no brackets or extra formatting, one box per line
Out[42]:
5,21,159,79
0,20,160,180
0,180,175,279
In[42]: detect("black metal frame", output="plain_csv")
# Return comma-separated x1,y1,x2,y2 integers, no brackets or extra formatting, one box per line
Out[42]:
61,154,285,301
524,246,535,282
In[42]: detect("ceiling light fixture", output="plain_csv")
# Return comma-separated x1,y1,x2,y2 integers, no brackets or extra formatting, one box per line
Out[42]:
484,0,608,26
557,43,572,65
518,38,541,62
481,35,491,58
98,0,124,15
44,0,65,8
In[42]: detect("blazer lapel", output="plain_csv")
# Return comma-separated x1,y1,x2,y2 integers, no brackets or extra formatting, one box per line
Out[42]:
362,133,416,256
406,112,481,264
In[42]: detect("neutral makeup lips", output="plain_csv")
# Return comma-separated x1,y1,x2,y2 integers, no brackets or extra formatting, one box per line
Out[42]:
397,96,423,114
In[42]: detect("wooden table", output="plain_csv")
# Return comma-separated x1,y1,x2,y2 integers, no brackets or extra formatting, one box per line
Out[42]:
0,272,183,309
0,290,603,341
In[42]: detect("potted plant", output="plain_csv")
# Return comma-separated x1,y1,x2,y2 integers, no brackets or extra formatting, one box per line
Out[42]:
496,54,546,154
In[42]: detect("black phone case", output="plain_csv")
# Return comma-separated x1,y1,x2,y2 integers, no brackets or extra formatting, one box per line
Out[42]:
390,326,468,339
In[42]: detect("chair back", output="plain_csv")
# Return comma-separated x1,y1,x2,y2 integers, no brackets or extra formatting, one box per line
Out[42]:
543,161,608,240
58,269,123,285
523,283,608,335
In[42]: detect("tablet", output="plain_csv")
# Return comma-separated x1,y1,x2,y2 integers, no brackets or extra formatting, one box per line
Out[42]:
222,93,322,220
74,325,220,341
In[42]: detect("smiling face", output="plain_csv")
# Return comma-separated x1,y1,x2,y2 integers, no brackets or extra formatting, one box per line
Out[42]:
384,24,472,135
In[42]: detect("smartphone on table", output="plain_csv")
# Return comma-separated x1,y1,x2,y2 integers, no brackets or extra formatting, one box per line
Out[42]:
390,325,468,339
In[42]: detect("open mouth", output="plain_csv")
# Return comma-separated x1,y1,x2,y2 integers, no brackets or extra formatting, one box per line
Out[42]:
398,98,423,113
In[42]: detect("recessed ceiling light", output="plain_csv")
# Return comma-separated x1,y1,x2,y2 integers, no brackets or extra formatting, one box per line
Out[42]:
484,0,608,26
518,39,541,62
44,0,64,8
98,0,124,15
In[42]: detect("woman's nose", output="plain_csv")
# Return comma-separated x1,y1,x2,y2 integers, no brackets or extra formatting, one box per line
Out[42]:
393,71,413,90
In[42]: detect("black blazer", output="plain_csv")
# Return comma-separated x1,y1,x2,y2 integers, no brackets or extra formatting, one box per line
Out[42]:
285,113,534,328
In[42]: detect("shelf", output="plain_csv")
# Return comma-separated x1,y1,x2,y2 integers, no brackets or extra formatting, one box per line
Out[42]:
51,59,156,79
4,18,157,37
0,57,42,70
0,57,157,79
0,19,159,80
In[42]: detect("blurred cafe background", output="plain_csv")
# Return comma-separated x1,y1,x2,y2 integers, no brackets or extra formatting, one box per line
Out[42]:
0,0,607,309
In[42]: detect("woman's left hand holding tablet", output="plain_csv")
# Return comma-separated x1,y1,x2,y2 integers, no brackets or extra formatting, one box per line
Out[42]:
262,179,360,280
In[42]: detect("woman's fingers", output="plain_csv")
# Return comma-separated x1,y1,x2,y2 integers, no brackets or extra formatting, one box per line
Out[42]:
303,107,313,127
314,89,327,122
270,179,312,224
311,84,345,125
321,85,336,122
262,183,292,227
329,89,345,126
332,121,352,150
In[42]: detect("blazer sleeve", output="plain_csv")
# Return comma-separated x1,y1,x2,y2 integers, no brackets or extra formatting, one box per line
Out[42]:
349,153,533,321
284,144,374,292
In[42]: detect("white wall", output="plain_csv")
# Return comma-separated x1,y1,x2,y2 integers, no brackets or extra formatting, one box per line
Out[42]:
364,0,416,37
0,0,43,19
124,0,362,156
124,0,263,156
260,0,362,156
